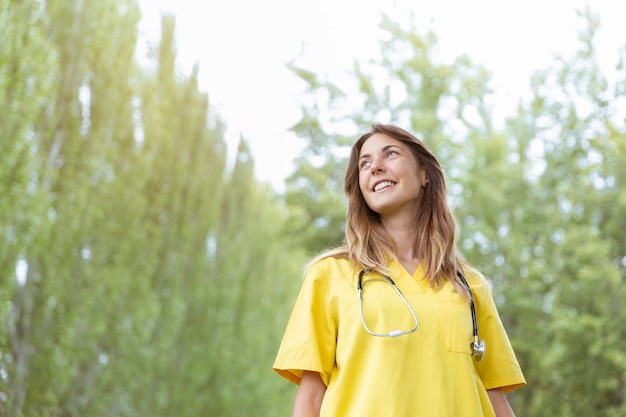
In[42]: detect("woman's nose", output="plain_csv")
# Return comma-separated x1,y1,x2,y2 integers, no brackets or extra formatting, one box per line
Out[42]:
370,158,384,173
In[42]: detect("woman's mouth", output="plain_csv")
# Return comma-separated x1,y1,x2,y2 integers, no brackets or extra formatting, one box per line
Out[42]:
374,181,395,192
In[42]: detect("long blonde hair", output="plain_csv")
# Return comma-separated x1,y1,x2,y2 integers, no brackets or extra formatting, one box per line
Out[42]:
314,124,471,298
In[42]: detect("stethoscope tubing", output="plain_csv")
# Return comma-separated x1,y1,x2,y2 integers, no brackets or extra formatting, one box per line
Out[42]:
357,269,485,361
357,271,418,338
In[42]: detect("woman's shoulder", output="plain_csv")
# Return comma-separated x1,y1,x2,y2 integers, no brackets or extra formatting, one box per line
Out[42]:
461,264,493,293
308,252,357,273
302,250,361,285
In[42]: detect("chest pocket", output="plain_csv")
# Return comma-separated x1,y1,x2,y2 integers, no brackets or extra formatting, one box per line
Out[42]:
438,293,473,355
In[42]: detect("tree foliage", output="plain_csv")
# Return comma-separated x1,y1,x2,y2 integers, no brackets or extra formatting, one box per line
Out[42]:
0,1,301,416
492,9,626,416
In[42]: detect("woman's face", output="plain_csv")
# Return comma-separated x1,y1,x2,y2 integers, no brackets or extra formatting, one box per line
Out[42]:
357,133,427,218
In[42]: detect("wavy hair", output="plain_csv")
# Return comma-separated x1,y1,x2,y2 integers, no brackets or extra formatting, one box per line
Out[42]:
317,124,471,298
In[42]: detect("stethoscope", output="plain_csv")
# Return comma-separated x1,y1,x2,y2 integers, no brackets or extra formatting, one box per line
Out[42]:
357,270,486,361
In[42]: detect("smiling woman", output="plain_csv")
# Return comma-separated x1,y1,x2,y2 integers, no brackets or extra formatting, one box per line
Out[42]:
273,123,525,417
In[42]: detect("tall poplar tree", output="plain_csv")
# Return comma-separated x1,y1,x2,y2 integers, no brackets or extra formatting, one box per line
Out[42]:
206,138,307,416
1,2,230,415
0,2,58,415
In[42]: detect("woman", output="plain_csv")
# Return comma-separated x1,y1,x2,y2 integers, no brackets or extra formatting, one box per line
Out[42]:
273,124,526,416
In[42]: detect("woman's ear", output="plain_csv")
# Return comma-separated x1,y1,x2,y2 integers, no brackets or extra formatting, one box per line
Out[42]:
421,170,429,188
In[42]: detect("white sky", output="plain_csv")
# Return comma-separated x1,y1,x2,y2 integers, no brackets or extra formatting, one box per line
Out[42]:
136,0,625,192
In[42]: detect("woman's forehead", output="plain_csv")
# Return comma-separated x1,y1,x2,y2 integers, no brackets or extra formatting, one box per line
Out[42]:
359,133,405,155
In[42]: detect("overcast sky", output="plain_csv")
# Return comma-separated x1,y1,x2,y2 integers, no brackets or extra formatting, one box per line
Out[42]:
136,0,625,191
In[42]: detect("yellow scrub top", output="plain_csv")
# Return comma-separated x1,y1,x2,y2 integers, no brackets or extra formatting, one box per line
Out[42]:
273,257,526,417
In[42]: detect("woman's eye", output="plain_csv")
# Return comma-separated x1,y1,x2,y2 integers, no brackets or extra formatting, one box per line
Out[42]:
386,150,397,158
360,160,371,169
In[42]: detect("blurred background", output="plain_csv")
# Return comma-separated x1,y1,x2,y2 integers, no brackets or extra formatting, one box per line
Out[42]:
1,0,625,416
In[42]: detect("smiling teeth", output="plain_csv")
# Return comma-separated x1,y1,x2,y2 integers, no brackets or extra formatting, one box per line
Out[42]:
374,181,395,192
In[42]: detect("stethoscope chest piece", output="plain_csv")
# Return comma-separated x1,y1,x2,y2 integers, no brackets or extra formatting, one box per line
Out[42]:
472,337,486,362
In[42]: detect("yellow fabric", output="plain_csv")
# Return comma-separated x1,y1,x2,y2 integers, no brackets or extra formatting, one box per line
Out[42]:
273,257,526,417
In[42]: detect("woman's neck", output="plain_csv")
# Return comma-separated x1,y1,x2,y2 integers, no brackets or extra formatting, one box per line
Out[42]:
382,216,419,274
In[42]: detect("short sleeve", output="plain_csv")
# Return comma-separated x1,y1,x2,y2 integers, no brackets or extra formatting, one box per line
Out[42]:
472,276,526,393
273,262,337,386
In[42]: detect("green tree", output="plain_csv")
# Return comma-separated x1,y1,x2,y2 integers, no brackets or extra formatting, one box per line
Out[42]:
494,8,626,416
1,2,230,415
131,14,229,416
206,138,306,416
0,1,57,413
1,0,145,414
